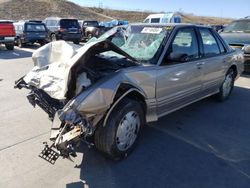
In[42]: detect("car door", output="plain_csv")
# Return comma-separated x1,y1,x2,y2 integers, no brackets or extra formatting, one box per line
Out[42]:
198,28,227,94
156,27,203,117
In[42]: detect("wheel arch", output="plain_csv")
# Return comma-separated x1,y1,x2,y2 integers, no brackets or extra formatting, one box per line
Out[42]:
103,83,147,127
229,64,237,78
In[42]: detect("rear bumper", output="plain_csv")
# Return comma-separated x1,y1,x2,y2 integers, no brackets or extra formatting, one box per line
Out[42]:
0,36,15,44
58,33,82,41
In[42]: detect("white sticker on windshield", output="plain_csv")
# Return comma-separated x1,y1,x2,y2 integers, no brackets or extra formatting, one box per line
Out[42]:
141,27,162,34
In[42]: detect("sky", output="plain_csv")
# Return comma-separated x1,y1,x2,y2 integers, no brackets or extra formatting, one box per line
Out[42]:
69,0,250,19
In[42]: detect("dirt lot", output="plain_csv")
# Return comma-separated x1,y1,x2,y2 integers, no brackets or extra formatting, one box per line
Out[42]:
0,46,250,188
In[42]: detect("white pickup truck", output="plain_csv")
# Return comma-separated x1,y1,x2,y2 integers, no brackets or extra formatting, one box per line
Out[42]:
144,12,182,24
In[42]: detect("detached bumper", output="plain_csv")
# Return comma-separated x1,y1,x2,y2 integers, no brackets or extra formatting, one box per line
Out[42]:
14,77,94,164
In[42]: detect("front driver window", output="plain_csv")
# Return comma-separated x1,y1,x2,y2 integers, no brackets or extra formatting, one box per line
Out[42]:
164,28,199,64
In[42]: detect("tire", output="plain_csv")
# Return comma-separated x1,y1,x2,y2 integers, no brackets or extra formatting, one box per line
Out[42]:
16,38,23,48
51,33,56,42
94,98,145,160
216,69,235,101
5,43,14,50
39,41,46,46
87,33,92,40
73,41,80,45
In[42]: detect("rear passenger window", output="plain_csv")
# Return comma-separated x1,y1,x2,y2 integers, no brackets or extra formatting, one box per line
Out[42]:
164,28,199,64
199,28,220,57
151,18,160,23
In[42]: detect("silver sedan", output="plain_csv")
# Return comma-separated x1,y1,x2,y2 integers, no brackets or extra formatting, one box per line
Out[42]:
15,23,244,163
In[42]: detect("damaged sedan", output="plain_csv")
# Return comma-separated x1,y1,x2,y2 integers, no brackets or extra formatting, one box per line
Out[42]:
15,24,244,164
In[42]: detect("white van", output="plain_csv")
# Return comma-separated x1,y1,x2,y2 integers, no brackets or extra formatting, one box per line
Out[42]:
143,12,182,24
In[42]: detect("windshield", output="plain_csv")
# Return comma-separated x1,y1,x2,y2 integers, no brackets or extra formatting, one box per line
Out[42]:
224,20,250,33
60,19,80,29
97,25,167,62
26,24,46,32
83,21,99,26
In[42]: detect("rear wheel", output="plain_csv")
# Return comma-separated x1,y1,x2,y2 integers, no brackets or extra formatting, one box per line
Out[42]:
94,98,144,160
51,33,56,42
216,69,235,101
5,43,14,50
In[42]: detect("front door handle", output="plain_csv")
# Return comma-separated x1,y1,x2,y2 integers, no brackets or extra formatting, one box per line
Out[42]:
196,62,205,69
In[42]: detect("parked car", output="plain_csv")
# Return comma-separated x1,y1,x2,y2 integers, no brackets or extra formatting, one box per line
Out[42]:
211,24,224,32
79,20,110,41
220,17,250,72
143,12,182,23
14,21,49,47
0,20,15,50
15,23,244,164
44,17,82,44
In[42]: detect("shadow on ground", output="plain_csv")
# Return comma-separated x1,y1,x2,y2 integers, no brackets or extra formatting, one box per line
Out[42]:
69,86,250,188
0,48,32,59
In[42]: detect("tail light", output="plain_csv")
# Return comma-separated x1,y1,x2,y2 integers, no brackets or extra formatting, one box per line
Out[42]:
59,28,67,32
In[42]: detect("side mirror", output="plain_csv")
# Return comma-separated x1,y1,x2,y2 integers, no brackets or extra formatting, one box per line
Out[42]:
218,29,223,33
243,45,250,54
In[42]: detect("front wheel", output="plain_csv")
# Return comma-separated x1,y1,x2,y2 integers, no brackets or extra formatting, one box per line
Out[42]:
16,38,23,48
5,43,14,50
94,98,145,160
216,69,235,101
73,40,80,45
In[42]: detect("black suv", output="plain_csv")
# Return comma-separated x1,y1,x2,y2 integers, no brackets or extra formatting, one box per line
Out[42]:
44,17,82,44
14,21,49,47
220,17,250,72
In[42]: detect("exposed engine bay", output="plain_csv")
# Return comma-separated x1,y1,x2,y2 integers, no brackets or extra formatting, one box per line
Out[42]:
15,39,138,163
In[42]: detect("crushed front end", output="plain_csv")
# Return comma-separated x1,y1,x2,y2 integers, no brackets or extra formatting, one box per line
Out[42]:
15,78,95,164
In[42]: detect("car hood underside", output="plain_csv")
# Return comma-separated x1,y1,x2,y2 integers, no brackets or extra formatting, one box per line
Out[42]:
23,39,137,100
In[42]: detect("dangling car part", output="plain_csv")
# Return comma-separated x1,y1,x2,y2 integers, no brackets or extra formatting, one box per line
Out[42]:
15,24,244,164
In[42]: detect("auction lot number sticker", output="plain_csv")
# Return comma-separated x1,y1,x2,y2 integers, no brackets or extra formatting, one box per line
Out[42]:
141,27,163,34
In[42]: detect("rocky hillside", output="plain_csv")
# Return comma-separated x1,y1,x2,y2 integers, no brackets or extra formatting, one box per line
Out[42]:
0,0,233,24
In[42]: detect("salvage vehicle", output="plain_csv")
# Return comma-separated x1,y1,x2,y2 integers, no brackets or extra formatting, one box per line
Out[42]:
15,23,244,164
0,20,15,50
220,17,250,72
44,17,82,44
14,21,49,47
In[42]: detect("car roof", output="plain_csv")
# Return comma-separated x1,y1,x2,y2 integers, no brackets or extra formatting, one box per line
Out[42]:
44,17,77,21
14,21,45,25
130,23,212,29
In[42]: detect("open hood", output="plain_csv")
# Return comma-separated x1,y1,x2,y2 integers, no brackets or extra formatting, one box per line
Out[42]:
23,37,137,100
